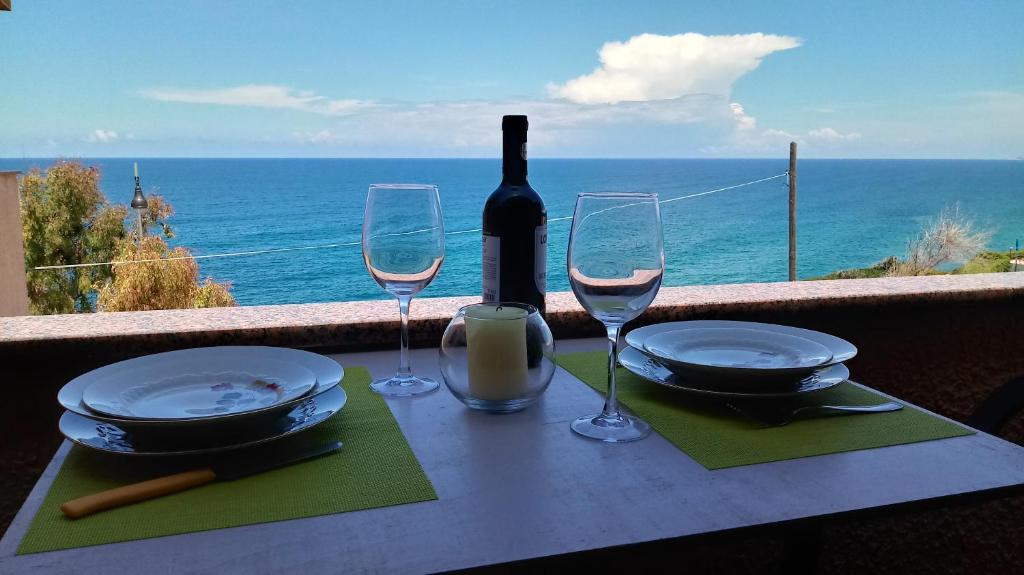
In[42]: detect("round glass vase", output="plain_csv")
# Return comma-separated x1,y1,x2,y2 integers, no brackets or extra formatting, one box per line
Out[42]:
439,302,556,413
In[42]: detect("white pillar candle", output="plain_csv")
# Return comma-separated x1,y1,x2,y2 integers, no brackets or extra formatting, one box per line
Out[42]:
466,305,529,401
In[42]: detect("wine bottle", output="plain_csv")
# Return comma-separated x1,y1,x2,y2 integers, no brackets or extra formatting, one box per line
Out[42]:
483,115,547,314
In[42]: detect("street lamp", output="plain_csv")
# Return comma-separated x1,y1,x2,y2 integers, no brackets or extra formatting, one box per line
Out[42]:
130,162,148,241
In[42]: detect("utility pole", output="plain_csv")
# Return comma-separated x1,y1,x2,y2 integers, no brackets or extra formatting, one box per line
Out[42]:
789,142,797,281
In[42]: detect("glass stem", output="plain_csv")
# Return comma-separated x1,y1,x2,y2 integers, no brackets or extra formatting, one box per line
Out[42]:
397,295,413,380
601,323,623,418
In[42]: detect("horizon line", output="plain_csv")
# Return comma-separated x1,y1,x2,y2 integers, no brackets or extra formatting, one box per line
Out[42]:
1,156,1021,162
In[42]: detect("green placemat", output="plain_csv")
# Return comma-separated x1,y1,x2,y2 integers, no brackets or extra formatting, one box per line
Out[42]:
558,351,974,470
18,367,437,555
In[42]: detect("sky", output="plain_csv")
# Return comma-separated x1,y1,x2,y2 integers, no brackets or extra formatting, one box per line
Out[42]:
1,1,1022,159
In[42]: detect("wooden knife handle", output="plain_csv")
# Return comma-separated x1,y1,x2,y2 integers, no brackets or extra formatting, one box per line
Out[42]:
61,468,217,519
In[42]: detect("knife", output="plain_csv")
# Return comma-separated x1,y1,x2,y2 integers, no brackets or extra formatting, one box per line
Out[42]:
60,440,343,519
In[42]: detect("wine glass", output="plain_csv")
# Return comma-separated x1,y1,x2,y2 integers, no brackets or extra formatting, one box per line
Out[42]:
362,184,445,397
567,192,664,442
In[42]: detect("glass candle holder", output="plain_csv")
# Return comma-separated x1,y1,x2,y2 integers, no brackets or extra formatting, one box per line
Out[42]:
439,302,556,413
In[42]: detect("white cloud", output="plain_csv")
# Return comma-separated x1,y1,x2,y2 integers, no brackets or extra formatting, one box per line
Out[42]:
807,127,861,142
295,129,338,144
730,102,757,131
145,86,740,153
83,129,119,143
287,94,733,153
141,84,373,116
136,33,811,156
705,123,867,156
548,33,801,104
702,126,799,155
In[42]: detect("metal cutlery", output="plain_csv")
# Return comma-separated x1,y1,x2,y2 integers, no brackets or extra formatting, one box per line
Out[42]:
726,401,903,427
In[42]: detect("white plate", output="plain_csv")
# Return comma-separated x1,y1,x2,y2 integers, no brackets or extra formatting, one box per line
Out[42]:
83,356,316,420
642,327,833,377
60,347,343,427
619,345,848,398
626,320,857,365
60,385,347,457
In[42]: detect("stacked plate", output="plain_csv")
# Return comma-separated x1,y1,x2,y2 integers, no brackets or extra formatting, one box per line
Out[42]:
620,320,857,399
57,346,347,456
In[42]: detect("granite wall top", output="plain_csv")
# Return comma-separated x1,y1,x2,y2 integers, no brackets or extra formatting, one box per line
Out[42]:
2,273,1022,357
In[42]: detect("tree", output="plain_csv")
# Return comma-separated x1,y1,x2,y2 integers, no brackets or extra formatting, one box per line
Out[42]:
20,161,126,314
96,235,235,311
887,204,992,276
20,160,235,314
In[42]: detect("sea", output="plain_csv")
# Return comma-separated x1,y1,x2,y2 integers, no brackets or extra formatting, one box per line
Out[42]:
1,158,1022,307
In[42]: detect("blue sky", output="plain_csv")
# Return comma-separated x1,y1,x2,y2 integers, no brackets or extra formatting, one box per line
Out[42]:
1,1,1022,158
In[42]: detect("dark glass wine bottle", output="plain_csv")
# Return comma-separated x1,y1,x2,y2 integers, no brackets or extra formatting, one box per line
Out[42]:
482,115,547,314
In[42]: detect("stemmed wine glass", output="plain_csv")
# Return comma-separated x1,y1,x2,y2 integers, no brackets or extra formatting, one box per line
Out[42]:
567,192,665,442
362,184,445,397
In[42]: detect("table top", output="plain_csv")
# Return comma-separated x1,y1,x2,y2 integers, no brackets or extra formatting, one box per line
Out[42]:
3,338,1024,574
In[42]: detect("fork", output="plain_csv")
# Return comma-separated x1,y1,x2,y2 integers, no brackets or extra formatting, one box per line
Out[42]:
726,401,903,427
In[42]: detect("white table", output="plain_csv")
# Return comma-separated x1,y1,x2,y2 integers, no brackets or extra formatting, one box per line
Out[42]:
3,338,1024,574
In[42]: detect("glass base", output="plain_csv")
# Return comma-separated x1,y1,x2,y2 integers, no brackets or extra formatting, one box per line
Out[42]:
571,412,651,443
370,375,440,397
460,396,537,413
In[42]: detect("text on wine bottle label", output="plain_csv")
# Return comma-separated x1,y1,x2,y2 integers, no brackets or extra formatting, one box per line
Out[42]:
482,233,499,303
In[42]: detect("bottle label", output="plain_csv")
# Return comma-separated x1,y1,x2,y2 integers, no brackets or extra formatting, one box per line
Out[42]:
482,233,499,302
535,224,547,295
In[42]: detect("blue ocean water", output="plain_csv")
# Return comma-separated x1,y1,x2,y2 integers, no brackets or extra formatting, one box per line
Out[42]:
2,158,1022,306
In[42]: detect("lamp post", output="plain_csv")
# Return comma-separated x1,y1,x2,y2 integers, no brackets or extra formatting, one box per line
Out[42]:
130,162,148,241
